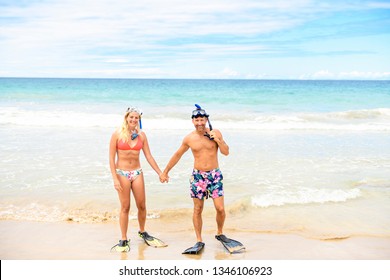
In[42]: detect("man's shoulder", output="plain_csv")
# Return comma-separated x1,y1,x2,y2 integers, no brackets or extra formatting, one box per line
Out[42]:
183,131,197,142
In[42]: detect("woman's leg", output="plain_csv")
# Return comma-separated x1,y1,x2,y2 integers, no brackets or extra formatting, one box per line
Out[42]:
131,174,146,232
117,175,131,240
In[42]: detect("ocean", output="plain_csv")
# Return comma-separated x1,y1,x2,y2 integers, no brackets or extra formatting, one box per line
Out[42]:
1,78,390,240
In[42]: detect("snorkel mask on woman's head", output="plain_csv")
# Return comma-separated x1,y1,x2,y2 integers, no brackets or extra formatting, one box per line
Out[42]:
126,106,143,132
126,106,143,116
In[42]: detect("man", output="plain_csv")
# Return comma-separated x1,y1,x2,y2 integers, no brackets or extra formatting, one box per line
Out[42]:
161,105,243,254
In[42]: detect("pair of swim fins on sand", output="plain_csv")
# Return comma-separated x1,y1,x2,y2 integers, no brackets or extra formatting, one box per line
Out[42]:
111,232,245,254
182,234,245,254
111,231,167,252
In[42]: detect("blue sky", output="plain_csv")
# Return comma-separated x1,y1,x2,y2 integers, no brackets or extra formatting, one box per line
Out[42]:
0,0,389,79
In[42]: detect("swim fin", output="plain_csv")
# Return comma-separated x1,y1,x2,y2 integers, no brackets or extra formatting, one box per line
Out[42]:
110,239,130,252
182,242,205,254
215,234,245,253
138,231,167,247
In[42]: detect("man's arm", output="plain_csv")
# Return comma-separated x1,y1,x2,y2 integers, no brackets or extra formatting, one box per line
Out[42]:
210,129,229,156
162,139,190,179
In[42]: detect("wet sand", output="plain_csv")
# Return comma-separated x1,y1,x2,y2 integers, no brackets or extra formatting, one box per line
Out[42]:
1,219,389,260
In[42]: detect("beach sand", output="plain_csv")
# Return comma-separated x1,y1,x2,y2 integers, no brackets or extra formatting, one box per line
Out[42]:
1,219,389,260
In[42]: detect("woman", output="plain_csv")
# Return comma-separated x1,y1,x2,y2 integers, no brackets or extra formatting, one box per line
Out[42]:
109,107,165,252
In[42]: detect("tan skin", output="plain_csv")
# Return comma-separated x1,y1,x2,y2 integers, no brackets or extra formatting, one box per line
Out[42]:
160,116,229,243
109,111,162,241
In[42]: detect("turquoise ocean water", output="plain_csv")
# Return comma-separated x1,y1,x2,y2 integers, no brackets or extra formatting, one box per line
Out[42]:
1,78,390,240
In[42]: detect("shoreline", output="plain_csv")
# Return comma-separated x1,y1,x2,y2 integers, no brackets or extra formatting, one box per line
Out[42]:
1,220,389,260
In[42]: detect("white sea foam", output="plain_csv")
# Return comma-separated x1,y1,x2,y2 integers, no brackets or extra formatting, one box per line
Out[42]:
251,187,362,208
0,107,121,128
1,107,390,131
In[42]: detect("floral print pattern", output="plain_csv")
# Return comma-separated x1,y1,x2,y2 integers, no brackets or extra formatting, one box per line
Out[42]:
116,168,143,182
190,168,224,200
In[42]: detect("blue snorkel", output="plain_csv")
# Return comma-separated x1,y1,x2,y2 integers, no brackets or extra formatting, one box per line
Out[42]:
131,116,142,140
194,104,213,140
127,106,143,140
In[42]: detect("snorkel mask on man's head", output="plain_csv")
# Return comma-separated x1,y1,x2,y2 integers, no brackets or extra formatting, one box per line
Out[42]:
191,104,209,119
192,104,214,140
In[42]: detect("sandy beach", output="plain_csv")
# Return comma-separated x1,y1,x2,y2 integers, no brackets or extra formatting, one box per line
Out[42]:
2,1,390,277
1,79,390,280
1,218,389,260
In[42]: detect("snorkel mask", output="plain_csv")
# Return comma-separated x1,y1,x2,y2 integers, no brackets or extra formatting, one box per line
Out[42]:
192,104,209,119
126,107,143,139
192,104,213,140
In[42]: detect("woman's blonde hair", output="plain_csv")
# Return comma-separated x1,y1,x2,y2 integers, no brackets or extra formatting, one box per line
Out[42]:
118,107,142,142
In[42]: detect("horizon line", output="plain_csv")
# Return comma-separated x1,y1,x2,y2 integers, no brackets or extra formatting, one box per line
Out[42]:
1,76,389,82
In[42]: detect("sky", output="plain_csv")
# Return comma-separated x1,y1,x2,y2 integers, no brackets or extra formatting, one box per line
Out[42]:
0,0,389,79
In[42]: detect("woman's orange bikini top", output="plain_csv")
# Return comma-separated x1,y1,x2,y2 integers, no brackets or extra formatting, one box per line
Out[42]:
117,137,143,151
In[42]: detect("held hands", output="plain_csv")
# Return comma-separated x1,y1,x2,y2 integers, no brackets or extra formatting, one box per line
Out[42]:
159,172,169,183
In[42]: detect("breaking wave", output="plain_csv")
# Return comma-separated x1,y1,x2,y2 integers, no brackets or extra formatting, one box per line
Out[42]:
251,187,362,208
1,107,390,131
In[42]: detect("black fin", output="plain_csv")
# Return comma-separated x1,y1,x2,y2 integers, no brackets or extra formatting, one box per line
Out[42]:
182,242,205,254
215,235,245,253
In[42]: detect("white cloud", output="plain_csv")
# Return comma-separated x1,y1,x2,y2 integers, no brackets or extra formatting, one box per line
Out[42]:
0,0,389,78
338,71,390,79
313,70,336,79
104,58,130,63
220,67,240,77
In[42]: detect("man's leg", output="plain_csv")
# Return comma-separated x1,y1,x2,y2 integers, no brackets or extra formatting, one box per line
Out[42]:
213,196,226,235
192,198,204,242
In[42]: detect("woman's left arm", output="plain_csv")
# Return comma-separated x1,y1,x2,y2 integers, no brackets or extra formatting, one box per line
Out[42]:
140,132,163,176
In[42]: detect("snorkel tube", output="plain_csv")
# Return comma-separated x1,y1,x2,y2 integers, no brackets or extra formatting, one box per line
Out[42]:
127,106,143,139
194,104,213,140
